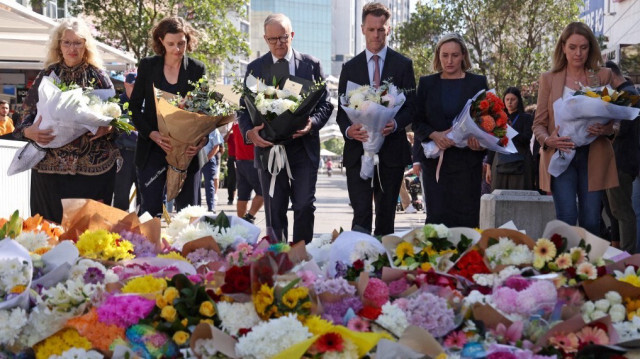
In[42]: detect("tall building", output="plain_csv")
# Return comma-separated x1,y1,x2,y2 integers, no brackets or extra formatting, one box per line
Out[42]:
250,0,332,76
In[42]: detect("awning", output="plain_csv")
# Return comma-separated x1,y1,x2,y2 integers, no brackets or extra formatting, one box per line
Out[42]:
0,0,136,71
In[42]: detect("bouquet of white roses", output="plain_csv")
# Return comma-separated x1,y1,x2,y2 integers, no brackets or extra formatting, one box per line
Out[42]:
340,81,406,180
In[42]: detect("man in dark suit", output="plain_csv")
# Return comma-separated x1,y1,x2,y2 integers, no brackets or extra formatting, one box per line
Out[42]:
337,2,416,236
238,13,333,243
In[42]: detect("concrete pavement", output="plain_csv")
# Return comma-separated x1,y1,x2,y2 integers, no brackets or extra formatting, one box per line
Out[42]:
208,171,426,239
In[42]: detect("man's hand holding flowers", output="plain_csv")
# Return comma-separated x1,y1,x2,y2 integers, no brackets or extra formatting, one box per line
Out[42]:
292,118,312,139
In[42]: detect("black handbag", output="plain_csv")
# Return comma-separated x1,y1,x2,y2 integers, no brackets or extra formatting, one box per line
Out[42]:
496,152,524,175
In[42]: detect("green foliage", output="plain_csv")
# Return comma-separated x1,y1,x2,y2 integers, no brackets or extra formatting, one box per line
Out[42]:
321,138,344,156
0,210,22,239
394,0,582,100
70,0,250,77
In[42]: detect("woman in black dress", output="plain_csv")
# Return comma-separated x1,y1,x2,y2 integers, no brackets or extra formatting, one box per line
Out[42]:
413,33,489,227
18,18,118,223
485,87,534,191
129,16,207,217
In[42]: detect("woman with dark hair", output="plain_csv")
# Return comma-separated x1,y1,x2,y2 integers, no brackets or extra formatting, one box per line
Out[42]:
17,18,118,223
413,33,489,227
532,22,614,235
485,87,534,190
129,16,207,217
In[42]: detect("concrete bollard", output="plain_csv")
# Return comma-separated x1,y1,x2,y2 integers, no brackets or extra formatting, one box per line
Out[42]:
480,189,556,239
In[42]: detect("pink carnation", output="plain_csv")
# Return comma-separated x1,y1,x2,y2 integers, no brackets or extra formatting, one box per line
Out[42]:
388,278,410,297
97,295,155,328
363,278,389,307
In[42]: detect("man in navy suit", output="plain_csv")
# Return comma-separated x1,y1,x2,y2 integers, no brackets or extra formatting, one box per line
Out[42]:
337,2,416,236
238,13,333,243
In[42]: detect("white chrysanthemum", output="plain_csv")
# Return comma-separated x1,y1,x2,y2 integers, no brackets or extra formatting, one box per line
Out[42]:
264,86,277,96
376,302,409,337
70,258,118,283
323,338,358,359
594,299,611,312
0,308,28,346
50,348,103,359
14,231,50,252
606,291,623,305
0,258,30,289
194,338,218,357
610,304,627,323
348,92,365,109
166,217,191,240
217,302,261,336
472,273,495,287
349,240,382,264
235,314,311,359
581,301,595,314
103,102,122,119
175,205,208,222
590,310,607,321
463,290,489,307
212,225,250,250
18,304,75,347
172,222,217,251
307,234,332,250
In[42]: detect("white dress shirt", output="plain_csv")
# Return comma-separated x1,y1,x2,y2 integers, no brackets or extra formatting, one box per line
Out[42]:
271,48,295,76
365,46,387,86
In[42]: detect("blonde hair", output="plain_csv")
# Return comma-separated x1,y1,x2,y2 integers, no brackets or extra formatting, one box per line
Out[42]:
551,22,602,73
44,18,103,69
432,33,472,73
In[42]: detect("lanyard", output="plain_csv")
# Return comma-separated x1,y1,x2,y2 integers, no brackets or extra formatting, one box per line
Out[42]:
510,114,520,127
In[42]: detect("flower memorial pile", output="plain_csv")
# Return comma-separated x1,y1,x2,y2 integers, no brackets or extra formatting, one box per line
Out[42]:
3,202,640,359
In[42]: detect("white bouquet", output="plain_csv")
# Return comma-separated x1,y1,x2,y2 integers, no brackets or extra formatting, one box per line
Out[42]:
0,239,33,310
340,81,406,180
548,86,640,177
7,74,117,175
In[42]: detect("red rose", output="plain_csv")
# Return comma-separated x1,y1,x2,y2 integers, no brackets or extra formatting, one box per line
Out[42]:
500,137,509,146
479,100,490,111
221,265,251,294
352,259,364,271
359,305,382,320
550,233,565,251
596,265,607,278
565,266,577,279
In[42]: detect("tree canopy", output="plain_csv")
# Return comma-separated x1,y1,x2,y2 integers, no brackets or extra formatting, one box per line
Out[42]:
71,0,250,77
394,0,583,101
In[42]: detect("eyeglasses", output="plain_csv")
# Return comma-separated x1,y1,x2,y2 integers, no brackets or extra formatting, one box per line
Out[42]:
265,34,290,45
60,40,85,48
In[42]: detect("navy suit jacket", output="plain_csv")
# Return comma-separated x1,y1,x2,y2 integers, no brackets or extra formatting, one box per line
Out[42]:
237,50,333,167
336,48,416,169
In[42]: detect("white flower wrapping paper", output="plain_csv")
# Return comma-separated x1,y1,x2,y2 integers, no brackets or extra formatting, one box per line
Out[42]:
0,239,33,310
340,81,406,180
548,88,640,177
422,89,518,160
7,75,116,175
326,230,386,277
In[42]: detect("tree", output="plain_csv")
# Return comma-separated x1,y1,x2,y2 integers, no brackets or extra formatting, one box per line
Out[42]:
322,138,344,156
71,0,250,77
392,2,448,83
394,0,582,101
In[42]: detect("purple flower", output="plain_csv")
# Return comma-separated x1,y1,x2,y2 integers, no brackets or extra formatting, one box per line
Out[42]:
334,261,348,278
119,230,157,257
322,296,363,324
186,248,222,265
83,267,105,284
388,279,410,297
401,291,454,337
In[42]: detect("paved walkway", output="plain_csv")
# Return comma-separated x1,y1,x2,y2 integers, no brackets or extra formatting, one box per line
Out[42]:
208,171,426,239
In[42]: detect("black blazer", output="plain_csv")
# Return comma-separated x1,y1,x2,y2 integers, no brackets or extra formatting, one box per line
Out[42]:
129,55,206,167
613,81,640,176
412,72,489,162
237,49,333,166
336,48,416,169
486,111,534,166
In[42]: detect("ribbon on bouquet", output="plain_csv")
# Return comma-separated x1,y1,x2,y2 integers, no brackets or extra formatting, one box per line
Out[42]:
361,151,385,192
267,144,293,197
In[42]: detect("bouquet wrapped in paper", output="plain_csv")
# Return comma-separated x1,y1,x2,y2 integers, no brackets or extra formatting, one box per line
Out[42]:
422,89,518,180
548,86,640,177
340,81,406,180
156,77,237,201
242,74,326,196
7,74,125,175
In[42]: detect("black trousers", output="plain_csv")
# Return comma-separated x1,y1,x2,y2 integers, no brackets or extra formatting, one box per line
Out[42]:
227,156,237,202
31,165,116,224
112,147,138,211
136,148,200,217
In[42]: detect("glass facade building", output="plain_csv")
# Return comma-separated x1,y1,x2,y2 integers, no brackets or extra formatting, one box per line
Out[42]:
251,0,332,76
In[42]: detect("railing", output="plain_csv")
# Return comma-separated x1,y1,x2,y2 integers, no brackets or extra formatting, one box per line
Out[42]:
0,139,30,217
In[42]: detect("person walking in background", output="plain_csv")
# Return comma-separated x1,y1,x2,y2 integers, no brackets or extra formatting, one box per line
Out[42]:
337,2,416,236
532,22,615,236
485,87,534,191
201,128,224,213
325,158,333,177
112,72,139,211
231,121,264,223
0,100,15,137
605,60,640,253
16,18,119,223
225,127,237,205
413,33,488,228
129,16,207,217
238,13,333,243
